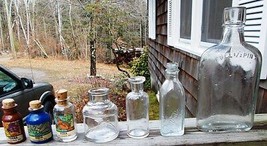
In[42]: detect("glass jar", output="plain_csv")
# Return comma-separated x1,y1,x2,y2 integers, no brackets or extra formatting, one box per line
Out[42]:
26,100,53,143
126,76,149,138
159,63,185,136
82,87,119,143
1,98,26,144
197,7,262,132
53,89,77,142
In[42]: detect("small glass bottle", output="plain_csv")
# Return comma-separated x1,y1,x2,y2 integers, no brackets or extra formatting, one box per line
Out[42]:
197,7,262,132
26,100,53,143
159,63,185,136
126,76,149,138
53,89,77,142
82,87,119,143
1,98,26,144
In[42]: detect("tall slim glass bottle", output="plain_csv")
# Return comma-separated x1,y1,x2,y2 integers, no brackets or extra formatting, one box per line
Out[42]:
159,63,185,136
126,76,149,138
197,7,262,132
53,89,77,142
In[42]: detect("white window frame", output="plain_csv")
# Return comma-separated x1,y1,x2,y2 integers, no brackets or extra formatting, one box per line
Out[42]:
167,0,267,79
148,0,156,39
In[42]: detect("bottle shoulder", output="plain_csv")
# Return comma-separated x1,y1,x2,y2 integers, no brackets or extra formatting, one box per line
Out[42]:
126,91,149,100
82,101,117,113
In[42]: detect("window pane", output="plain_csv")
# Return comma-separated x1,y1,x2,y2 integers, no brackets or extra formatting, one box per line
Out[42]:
180,0,192,39
201,0,232,43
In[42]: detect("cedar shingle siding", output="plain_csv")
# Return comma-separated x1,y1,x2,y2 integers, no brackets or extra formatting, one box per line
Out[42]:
148,0,267,117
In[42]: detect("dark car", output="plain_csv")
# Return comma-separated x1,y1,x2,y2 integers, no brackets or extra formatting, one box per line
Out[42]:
0,65,56,126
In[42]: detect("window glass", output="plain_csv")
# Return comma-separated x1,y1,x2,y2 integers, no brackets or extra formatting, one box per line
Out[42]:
0,71,18,95
180,0,192,39
201,0,232,43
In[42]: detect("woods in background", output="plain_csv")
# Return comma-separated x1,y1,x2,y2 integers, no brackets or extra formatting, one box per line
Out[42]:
0,0,147,62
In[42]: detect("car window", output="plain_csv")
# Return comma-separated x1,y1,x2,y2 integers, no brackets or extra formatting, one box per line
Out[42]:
0,70,18,95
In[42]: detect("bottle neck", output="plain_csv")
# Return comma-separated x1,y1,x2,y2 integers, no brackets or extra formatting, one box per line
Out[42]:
130,83,144,93
90,95,108,103
165,71,178,80
57,100,68,106
221,24,245,45
3,108,17,114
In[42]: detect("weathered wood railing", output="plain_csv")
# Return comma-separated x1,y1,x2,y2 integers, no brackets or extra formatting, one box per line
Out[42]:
1,114,267,146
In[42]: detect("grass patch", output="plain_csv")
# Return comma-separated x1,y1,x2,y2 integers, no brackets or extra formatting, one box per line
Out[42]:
148,90,159,120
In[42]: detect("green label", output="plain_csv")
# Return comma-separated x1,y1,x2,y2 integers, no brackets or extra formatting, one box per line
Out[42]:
27,122,52,142
55,114,75,137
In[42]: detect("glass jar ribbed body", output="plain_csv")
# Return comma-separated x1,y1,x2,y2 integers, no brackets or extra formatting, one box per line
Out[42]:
159,63,185,136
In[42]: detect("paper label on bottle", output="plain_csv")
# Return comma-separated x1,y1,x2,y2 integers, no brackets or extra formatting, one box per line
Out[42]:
55,114,76,137
27,122,53,142
2,120,24,143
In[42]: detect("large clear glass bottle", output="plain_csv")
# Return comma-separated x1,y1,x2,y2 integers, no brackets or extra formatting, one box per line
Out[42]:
53,89,77,142
126,76,149,138
82,87,119,143
197,7,262,132
159,63,185,136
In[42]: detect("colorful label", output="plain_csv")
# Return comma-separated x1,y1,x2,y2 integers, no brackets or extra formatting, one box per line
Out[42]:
2,120,24,143
55,114,76,137
27,122,52,142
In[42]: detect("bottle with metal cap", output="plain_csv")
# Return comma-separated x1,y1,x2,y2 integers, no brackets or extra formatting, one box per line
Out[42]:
1,98,26,144
26,100,53,143
197,7,262,132
53,89,77,142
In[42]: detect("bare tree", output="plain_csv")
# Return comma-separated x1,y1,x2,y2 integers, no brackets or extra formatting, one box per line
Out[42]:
4,0,16,58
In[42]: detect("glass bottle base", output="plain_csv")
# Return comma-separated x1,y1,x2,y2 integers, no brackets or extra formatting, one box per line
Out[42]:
160,130,184,136
84,124,119,143
127,129,149,139
197,115,252,132
56,134,78,142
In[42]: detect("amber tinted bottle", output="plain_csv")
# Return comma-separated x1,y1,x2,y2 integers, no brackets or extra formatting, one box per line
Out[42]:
2,98,26,144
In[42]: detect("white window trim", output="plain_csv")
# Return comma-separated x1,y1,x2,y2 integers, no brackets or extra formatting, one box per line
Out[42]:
258,0,267,79
148,0,156,39
167,0,267,79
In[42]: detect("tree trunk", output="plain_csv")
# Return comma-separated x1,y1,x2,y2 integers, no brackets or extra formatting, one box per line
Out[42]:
90,40,96,76
4,0,16,58
0,10,5,51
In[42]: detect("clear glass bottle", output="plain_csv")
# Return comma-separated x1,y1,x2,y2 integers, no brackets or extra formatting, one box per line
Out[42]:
53,89,77,142
197,7,262,132
126,76,149,138
159,63,185,136
82,87,119,143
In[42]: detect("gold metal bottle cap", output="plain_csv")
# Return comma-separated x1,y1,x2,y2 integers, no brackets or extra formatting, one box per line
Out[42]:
56,89,68,100
29,100,42,110
2,98,17,109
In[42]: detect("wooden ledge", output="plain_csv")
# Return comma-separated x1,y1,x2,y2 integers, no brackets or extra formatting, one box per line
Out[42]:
1,114,267,146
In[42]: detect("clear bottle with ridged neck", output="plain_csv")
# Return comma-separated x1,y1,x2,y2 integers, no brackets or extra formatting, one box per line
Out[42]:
53,89,77,142
82,87,119,143
159,63,185,136
1,98,26,144
197,7,262,132
126,76,149,138
26,100,53,143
